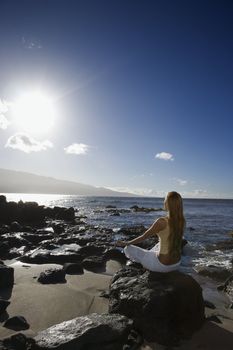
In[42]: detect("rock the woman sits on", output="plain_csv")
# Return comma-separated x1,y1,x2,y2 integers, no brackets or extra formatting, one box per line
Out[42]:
116,191,185,272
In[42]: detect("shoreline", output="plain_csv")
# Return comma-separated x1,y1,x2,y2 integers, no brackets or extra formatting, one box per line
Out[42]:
0,259,122,339
1,259,233,349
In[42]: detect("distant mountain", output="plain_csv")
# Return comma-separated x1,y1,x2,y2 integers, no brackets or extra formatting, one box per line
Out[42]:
0,168,135,197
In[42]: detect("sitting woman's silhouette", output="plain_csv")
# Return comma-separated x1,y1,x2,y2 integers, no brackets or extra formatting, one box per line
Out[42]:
116,191,185,272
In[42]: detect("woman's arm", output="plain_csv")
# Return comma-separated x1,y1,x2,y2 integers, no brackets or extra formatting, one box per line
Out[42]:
116,217,167,247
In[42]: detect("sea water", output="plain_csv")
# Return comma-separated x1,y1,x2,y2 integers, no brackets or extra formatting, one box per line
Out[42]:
4,194,233,273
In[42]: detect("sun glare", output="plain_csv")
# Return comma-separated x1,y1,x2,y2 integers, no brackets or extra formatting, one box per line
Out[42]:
13,91,55,133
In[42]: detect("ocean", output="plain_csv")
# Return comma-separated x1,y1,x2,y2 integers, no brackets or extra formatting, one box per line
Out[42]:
4,194,233,274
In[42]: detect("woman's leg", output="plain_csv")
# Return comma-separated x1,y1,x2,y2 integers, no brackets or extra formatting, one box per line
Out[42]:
124,245,181,272
141,251,181,272
124,245,148,264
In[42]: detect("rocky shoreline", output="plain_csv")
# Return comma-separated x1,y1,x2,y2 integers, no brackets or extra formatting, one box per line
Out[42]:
0,195,233,349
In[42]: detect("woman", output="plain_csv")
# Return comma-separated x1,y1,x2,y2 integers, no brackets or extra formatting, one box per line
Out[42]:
115,191,185,272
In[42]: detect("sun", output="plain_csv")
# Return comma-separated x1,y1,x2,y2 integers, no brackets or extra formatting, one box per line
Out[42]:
13,91,55,133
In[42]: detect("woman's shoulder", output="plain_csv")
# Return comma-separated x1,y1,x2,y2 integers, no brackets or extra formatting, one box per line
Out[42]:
153,216,168,231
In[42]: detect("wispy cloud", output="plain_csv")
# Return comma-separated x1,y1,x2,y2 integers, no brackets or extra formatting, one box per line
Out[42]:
5,133,53,153
64,143,90,155
106,186,166,197
193,189,208,196
132,173,154,179
176,178,188,186
155,152,174,161
22,36,42,50
0,99,11,129
0,115,10,130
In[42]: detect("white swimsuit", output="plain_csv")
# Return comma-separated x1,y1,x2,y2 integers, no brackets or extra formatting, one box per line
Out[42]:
123,219,181,273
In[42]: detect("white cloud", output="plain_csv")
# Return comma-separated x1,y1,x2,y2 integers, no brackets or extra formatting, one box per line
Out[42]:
0,99,9,114
177,178,188,186
5,133,53,153
193,189,208,196
64,143,90,155
0,114,10,130
155,152,174,161
0,99,11,129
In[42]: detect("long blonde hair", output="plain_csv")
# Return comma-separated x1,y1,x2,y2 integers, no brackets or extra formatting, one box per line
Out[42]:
165,191,185,258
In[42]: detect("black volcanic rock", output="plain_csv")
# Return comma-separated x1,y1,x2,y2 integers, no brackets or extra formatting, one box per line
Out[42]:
0,333,35,350
10,221,22,232
104,248,127,264
0,198,76,224
4,315,30,331
0,265,14,288
34,313,133,350
37,268,66,284
82,256,105,271
0,299,10,315
118,225,146,236
196,265,233,281
63,262,84,274
130,205,163,213
109,267,205,346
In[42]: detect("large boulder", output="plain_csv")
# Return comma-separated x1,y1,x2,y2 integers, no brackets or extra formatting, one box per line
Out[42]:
34,313,133,349
109,266,205,346
0,265,14,288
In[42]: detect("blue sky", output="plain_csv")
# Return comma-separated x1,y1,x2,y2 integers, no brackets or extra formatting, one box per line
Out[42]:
0,0,233,198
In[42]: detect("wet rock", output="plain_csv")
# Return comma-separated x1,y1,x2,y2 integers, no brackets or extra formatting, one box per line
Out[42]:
10,221,22,232
196,265,233,281
0,242,10,258
104,248,127,264
53,207,75,221
109,267,205,346
206,239,233,251
34,313,133,350
82,256,105,271
20,246,82,264
78,244,106,258
204,300,216,309
4,315,30,330
52,223,64,235
37,268,66,284
106,205,117,209
0,265,14,288
118,225,146,236
206,315,222,324
0,332,35,350
0,225,10,235
130,205,163,213
99,290,110,298
1,233,29,249
22,232,54,244
63,262,84,274
217,274,233,303
0,299,10,315
0,198,76,224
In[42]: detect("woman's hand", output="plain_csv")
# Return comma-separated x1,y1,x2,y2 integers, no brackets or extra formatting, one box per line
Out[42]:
115,240,128,247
